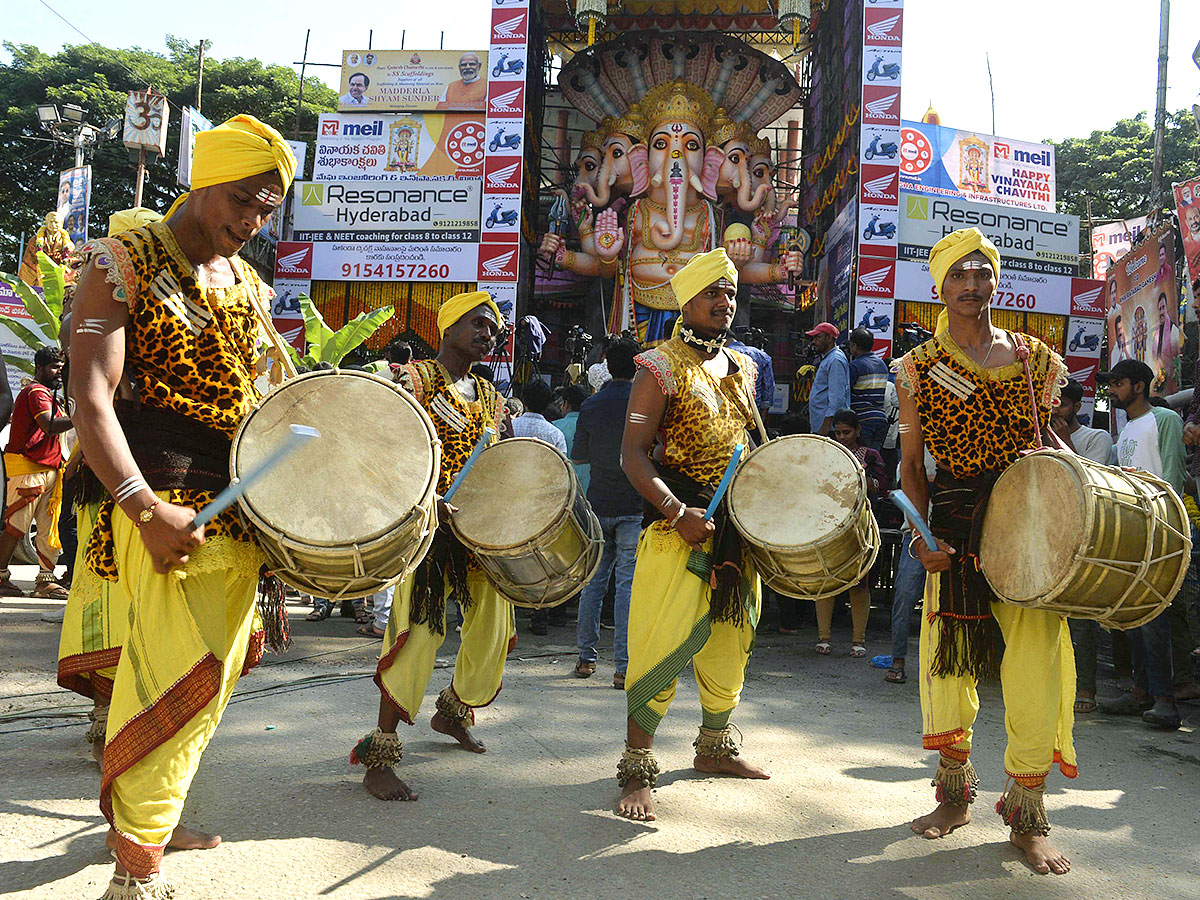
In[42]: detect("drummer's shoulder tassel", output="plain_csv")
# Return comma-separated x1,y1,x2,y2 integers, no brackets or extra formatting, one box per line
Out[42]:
256,566,290,653
932,752,979,805
98,870,175,899
435,687,473,726
617,743,661,788
693,724,741,760
350,728,403,770
994,778,1050,836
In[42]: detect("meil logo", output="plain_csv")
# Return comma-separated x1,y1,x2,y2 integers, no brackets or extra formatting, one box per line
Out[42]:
300,184,324,206
993,142,1010,160
321,121,340,136
1013,148,1052,166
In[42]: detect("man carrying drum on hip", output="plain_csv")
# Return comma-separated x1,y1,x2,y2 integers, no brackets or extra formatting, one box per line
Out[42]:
353,291,513,801
615,248,773,822
895,227,1076,874
70,116,295,899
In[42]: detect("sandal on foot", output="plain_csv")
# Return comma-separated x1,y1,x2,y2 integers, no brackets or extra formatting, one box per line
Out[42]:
815,640,831,656
850,644,867,658
885,666,907,684
32,581,69,600
1073,695,1097,714
355,611,373,625
574,660,596,678
356,623,385,639
0,578,26,597
305,603,332,622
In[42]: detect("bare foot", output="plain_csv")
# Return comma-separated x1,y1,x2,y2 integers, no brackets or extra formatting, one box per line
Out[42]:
910,802,971,839
1010,831,1070,874
363,766,418,801
616,781,655,821
107,825,221,852
431,711,486,753
692,754,771,779
91,740,104,766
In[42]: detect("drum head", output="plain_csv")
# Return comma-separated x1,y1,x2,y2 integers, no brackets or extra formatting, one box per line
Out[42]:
980,453,1086,602
235,371,437,545
452,438,572,550
728,435,863,548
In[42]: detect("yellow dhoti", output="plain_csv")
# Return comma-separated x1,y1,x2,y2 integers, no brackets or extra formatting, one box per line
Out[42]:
3,453,62,571
375,568,516,725
919,573,1077,833
57,502,126,741
625,522,760,735
101,491,265,878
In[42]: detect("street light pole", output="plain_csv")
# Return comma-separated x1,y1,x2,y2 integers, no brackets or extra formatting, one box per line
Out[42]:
1150,0,1170,218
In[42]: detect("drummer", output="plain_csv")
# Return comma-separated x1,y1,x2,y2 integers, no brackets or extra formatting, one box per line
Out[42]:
895,227,1075,874
352,290,513,801
69,116,295,898
615,248,769,823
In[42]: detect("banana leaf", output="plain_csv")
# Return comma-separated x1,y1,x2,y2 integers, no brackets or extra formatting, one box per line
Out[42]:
297,293,333,360
0,270,58,344
0,311,52,353
2,353,34,377
35,251,66,328
320,305,394,366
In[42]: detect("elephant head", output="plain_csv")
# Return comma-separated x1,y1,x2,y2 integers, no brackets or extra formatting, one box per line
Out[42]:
571,130,603,205
747,135,778,217
586,107,649,208
640,80,717,250
709,112,768,212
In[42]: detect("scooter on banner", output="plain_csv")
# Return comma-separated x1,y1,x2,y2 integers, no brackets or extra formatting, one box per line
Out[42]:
858,310,891,333
492,52,524,77
865,56,900,81
862,214,896,241
1068,325,1100,353
863,134,898,160
486,202,519,229
489,127,522,152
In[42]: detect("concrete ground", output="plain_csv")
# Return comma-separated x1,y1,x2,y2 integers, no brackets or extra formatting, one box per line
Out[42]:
2,567,1199,900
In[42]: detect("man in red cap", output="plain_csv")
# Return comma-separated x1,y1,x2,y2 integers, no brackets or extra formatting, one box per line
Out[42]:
806,322,849,435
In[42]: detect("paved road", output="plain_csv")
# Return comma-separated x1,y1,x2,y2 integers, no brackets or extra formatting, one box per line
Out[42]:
2,576,1199,899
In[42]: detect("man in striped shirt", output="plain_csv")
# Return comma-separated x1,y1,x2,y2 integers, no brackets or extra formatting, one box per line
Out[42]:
847,327,889,452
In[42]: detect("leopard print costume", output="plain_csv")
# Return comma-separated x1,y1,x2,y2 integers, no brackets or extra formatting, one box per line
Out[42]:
394,360,504,495
634,336,757,485
79,221,272,580
894,330,1067,479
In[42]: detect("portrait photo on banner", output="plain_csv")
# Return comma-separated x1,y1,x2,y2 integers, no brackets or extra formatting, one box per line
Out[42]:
1106,220,1180,394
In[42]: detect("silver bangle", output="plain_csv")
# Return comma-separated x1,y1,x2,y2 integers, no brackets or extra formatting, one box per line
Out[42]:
669,505,687,527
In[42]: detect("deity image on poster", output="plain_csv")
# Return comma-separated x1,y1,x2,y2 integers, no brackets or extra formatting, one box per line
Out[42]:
387,119,421,172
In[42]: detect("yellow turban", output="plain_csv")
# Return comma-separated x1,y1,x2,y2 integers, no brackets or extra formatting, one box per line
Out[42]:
108,207,162,237
165,115,297,220
928,227,1001,335
437,290,502,337
670,248,738,310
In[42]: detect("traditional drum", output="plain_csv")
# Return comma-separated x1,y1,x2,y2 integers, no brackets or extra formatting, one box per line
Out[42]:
450,437,602,609
232,369,440,600
980,449,1190,629
727,434,879,600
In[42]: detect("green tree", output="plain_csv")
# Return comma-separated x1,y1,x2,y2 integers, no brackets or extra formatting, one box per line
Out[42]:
1055,109,1200,232
0,38,336,259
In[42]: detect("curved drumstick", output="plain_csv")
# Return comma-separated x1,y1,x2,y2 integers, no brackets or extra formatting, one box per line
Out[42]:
442,427,497,504
192,424,321,529
704,444,744,522
887,489,938,552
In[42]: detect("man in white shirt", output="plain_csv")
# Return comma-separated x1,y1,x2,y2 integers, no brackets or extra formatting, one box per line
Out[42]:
340,72,370,106
1105,359,1185,730
1051,379,1113,716
511,379,567,454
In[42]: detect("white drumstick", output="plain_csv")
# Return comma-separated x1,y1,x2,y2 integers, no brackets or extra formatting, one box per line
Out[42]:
191,424,321,529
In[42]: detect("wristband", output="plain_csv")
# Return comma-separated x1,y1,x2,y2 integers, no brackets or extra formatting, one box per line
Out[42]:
669,504,687,527
135,499,160,529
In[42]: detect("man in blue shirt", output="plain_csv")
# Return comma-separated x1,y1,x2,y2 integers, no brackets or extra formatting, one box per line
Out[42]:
806,321,850,435
847,327,890,452
727,331,775,419
553,384,590,495
571,337,643,689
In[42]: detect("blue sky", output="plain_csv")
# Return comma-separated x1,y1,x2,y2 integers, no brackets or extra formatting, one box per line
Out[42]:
5,0,1200,143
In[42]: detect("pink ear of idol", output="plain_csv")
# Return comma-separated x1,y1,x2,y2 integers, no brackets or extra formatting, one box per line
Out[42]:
628,144,650,197
700,146,725,200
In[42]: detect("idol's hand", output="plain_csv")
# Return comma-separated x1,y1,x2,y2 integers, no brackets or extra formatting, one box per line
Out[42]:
913,534,955,574
674,507,715,552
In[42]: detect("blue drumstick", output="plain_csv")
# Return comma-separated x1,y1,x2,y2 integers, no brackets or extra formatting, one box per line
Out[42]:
191,424,321,529
888,489,938,551
704,444,744,522
443,427,496,503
